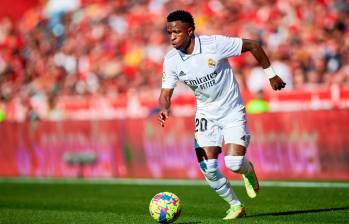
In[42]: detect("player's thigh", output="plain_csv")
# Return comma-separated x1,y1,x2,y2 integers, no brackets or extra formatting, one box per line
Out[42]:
222,122,250,153
194,115,222,148
194,115,222,162
195,146,222,162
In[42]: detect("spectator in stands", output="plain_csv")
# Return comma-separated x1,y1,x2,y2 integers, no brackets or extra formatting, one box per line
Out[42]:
0,0,348,120
246,90,270,114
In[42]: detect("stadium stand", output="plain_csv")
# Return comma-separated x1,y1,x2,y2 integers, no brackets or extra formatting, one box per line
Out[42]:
0,0,348,120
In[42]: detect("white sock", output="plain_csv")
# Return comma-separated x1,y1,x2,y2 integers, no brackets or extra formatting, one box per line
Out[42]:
225,155,252,175
215,180,241,206
200,159,241,206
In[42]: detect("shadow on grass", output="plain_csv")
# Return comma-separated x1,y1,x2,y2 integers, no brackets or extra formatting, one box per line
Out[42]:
248,206,349,217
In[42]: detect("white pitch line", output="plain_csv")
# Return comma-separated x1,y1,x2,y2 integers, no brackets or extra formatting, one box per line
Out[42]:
0,178,348,188
260,181,349,188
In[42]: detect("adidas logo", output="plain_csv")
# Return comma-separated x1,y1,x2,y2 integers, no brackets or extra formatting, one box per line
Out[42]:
179,71,187,77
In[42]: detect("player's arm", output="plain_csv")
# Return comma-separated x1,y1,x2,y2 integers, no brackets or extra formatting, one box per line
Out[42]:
241,39,286,91
158,88,174,127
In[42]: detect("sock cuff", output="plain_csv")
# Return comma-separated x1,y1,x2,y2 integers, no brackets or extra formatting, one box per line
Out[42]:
224,156,244,166
224,156,251,174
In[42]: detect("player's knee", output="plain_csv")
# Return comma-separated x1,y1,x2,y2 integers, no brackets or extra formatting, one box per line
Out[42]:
199,159,226,189
224,156,244,173
199,160,218,180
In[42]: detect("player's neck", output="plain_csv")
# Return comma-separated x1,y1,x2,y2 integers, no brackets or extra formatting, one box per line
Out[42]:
180,36,195,55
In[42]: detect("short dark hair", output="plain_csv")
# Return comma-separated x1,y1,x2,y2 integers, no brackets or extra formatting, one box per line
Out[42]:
167,10,195,30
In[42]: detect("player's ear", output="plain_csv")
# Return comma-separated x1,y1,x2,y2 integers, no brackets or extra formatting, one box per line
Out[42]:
188,27,194,38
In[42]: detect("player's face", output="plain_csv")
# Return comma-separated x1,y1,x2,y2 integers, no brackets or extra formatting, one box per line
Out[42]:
167,21,192,50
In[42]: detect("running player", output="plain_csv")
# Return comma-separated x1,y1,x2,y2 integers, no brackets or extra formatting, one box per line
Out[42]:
158,10,286,219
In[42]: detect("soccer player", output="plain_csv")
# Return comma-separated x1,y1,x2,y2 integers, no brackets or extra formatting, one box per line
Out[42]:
158,10,286,219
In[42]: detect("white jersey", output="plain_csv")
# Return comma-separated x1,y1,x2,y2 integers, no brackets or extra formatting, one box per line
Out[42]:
162,35,245,120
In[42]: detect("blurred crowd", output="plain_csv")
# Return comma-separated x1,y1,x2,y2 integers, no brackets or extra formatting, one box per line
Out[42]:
0,0,348,120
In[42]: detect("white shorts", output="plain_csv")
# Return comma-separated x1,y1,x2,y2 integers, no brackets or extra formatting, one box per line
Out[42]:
194,110,250,148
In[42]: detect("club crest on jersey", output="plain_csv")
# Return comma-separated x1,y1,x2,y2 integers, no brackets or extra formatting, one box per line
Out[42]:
208,58,216,68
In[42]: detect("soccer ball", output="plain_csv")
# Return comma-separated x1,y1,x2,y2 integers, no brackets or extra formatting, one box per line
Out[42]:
149,192,182,223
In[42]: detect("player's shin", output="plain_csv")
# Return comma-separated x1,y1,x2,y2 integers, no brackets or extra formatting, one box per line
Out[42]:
199,159,240,206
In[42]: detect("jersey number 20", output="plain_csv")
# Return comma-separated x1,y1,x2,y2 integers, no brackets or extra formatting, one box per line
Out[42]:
195,118,208,132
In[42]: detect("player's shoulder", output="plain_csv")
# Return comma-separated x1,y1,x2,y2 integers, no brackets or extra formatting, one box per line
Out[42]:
198,35,216,46
203,34,242,41
164,48,178,61
198,35,218,54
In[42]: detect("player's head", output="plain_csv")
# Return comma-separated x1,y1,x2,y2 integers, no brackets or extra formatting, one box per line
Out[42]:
166,10,195,50
167,10,195,30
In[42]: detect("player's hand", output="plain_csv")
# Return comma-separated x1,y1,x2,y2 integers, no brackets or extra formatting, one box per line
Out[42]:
158,110,169,127
269,75,286,91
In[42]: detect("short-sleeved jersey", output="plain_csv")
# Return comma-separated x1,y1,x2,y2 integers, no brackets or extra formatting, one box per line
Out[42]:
162,35,245,120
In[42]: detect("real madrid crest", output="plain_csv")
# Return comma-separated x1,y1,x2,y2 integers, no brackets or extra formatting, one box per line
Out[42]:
208,58,216,68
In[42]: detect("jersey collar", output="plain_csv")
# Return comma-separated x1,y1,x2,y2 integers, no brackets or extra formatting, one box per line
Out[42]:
177,35,201,61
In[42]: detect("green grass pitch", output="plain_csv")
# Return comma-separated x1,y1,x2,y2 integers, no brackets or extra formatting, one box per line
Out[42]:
0,179,348,224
